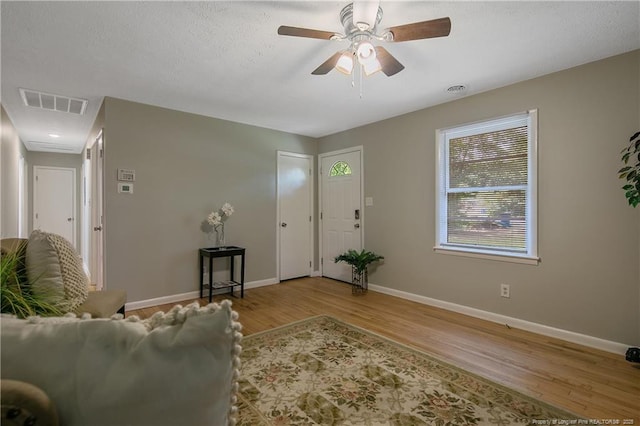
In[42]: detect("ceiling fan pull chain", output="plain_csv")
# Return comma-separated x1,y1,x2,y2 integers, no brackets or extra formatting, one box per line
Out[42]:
359,65,364,99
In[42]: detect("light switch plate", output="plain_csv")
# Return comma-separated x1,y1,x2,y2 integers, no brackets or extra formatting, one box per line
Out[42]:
365,197,373,206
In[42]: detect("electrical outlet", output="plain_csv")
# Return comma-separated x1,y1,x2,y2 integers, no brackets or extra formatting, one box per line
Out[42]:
500,284,510,298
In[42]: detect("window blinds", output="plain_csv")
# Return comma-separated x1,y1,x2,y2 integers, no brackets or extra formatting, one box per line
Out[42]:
445,124,529,253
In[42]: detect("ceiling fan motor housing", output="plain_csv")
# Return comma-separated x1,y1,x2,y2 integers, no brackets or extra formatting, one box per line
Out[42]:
340,3,383,36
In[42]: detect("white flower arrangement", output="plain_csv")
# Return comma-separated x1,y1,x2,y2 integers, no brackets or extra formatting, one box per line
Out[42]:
207,211,222,227
206,202,234,246
207,202,234,228
221,202,234,217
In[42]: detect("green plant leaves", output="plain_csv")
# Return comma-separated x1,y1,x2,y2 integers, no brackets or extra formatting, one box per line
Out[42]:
334,249,384,274
1,248,63,318
619,131,640,208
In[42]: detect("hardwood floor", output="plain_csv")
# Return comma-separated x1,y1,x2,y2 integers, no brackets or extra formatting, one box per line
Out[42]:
128,277,640,421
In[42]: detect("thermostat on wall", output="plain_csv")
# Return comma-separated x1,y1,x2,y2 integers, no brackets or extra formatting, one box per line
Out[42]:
118,182,134,194
117,168,136,182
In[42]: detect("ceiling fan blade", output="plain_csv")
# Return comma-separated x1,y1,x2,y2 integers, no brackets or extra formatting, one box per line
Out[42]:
386,17,451,42
311,52,343,75
375,46,404,76
277,25,337,40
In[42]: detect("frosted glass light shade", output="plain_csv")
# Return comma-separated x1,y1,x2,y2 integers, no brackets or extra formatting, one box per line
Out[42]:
336,52,354,74
356,41,376,61
362,58,382,76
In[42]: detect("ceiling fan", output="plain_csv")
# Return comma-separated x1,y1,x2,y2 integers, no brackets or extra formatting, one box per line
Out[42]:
277,1,451,77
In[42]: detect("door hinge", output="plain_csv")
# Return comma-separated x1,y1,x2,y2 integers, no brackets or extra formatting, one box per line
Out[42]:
321,258,323,265
35,213,38,219
320,212,323,220
309,261,312,267
309,169,312,176
309,215,312,222
86,148,91,160
99,148,104,158
35,175,38,181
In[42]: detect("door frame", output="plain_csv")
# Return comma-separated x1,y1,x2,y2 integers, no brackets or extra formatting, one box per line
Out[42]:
18,154,28,238
92,130,105,290
318,146,364,277
33,165,77,247
276,151,314,281
81,130,105,290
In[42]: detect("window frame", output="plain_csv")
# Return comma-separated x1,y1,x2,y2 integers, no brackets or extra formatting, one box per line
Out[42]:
434,110,539,265
329,160,353,177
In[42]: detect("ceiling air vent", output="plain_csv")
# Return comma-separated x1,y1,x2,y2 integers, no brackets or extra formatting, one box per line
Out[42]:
25,141,76,153
19,88,87,115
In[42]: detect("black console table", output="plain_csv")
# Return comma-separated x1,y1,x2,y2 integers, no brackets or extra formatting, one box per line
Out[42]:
199,246,245,303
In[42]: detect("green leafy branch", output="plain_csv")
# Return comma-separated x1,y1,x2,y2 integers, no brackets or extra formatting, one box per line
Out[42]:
619,131,640,207
334,249,384,275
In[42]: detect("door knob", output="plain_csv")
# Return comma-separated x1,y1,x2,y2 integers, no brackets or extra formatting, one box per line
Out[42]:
67,217,73,222
93,226,103,231
281,222,287,227
354,223,360,228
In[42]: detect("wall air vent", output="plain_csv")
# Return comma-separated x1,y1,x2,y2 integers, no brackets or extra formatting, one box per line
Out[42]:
19,88,87,115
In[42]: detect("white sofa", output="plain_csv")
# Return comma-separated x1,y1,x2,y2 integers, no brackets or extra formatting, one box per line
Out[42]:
1,300,242,426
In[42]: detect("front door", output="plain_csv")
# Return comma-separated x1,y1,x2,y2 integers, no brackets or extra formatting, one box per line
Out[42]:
320,148,362,282
278,152,313,280
33,166,76,246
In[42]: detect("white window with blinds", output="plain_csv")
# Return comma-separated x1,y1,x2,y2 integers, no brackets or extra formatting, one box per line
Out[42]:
435,110,539,264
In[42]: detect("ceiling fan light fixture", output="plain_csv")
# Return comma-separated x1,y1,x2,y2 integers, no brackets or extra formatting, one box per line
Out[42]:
336,51,355,75
362,57,382,76
356,41,376,62
355,41,381,76
278,2,451,79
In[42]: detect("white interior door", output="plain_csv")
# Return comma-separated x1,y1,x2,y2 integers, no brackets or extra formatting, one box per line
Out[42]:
320,148,362,282
33,166,76,246
90,131,105,290
278,152,313,280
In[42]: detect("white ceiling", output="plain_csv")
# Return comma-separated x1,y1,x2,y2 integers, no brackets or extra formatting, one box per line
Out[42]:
2,1,639,154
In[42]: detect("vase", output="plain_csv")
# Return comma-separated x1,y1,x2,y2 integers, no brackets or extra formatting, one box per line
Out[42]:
215,225,225,247
351,267,368,295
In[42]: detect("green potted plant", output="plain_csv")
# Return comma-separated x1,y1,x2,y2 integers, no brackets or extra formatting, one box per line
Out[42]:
1,246,62,318
334,249,384,294
618,131,640,207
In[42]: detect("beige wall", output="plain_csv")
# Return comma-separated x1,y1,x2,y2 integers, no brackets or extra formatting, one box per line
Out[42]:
26,151,83,241
102,97,318,302
318,50,640,345
1,105,27,238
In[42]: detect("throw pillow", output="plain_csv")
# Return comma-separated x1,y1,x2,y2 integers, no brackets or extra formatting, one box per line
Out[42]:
25,230,89,312
0,300,243,426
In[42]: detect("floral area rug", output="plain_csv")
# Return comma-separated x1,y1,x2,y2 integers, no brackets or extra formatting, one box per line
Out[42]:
237,315,578,425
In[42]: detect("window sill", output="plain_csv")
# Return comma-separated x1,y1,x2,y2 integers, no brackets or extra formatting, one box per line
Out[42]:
433,246,540,265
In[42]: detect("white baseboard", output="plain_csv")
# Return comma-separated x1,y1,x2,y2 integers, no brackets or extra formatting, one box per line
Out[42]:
245,277,279,289
126,278,630,355
125,277,279,311
311,270,321,277
368,283,630,355
125,291,200,311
